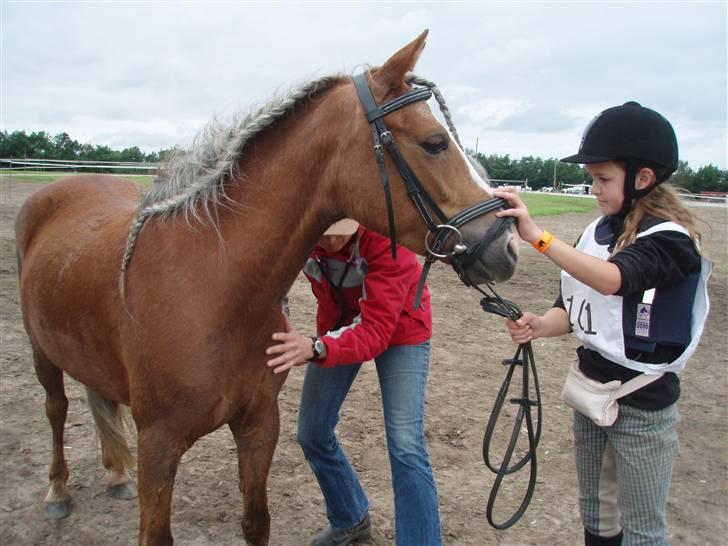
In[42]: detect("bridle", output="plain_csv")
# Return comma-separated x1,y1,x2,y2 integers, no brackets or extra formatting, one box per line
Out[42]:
352,73,513,303
353,71,541,529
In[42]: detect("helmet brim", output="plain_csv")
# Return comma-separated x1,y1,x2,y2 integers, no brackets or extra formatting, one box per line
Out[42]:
560,153,614,164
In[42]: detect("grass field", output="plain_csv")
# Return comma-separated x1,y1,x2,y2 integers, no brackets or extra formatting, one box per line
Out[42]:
0,171,156,185
520,191,598,216
0,171,598,216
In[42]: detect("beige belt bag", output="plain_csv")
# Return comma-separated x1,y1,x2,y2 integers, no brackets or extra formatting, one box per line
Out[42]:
560,362,663,426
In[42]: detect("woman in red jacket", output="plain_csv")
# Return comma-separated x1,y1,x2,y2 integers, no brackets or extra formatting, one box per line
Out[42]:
266,219,441,546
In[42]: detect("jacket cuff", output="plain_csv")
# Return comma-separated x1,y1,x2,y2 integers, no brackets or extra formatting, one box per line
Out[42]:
319,336,339,368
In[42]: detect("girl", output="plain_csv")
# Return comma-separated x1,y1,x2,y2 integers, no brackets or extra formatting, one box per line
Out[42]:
494,101,711,546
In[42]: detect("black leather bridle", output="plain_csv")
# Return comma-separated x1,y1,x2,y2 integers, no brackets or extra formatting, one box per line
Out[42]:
352,73,512,303
354,73,541,529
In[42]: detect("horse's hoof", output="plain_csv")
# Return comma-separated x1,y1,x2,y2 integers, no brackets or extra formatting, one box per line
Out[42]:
45,499,71,519
107,481,138,500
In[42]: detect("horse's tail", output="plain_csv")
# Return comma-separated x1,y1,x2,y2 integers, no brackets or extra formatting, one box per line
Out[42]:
86,388,135,470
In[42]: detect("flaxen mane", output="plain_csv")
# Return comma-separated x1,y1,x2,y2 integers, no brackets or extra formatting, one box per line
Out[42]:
118,73,347,295
118,71,466,296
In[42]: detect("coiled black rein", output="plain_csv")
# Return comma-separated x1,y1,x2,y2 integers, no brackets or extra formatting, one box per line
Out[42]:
475,285,543,529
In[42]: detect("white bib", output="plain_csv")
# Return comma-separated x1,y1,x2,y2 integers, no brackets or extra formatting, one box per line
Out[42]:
560,218,711,374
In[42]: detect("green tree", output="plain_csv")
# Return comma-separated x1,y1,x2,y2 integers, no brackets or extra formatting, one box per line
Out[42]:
0,130,32,158
119,146,145,163
144,150,160,162
479,153,515,181
2,130,723,193
157,146,184,163
560,162,589,186
51,132,80,159
27,131,53,158
691,165,727,193
670,160,694,190
518,156,546,187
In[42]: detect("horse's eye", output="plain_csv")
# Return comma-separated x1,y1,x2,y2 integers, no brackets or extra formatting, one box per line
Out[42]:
421,136,448,155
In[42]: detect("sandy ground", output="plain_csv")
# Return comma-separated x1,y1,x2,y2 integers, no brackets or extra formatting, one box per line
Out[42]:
1,177,726,546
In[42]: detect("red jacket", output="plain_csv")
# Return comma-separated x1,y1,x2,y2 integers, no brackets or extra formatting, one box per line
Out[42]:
303,227,432,367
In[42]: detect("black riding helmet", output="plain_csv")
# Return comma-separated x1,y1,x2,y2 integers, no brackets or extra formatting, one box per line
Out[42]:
561,101,679,200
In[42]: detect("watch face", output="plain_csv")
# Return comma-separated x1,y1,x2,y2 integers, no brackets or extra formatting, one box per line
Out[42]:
311,337,324,358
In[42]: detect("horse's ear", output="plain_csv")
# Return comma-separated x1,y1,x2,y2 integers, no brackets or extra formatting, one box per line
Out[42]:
373,30,429,92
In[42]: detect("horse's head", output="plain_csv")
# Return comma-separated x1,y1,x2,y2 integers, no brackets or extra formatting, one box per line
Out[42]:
330,30,518,285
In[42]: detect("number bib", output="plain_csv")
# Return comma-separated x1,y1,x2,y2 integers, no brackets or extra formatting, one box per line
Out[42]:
560,217,711,374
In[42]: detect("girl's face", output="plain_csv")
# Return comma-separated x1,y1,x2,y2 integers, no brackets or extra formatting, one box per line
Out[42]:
585,161,626,215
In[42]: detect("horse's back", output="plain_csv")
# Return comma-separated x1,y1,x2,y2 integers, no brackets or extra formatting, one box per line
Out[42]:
15,174,142,258
16,175,143,401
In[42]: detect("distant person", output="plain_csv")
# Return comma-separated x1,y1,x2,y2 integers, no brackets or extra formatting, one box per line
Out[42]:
495,102,711,546
266,219,441,546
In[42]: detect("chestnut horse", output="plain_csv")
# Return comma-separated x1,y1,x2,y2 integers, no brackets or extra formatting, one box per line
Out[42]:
15,31,518,545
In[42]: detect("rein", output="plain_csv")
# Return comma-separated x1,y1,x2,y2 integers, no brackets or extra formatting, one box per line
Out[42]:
476,283,542,529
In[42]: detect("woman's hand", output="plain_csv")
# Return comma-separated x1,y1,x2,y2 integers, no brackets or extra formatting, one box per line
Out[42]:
266,314,314,374
493,187,543,244
505,311,544,344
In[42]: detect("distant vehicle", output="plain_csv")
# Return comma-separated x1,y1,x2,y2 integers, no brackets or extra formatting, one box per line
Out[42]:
563,184,592,195
539,187,555,192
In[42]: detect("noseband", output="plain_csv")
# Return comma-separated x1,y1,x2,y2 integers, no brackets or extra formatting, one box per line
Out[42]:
352,73,511,303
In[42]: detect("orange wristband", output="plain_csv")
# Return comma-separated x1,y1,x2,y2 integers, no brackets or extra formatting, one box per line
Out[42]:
533,230,554,253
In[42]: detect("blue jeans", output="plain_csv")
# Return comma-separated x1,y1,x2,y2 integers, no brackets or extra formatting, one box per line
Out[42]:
297,341,442,546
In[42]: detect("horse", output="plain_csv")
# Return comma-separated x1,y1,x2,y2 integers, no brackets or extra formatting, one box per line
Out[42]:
15,30,518,545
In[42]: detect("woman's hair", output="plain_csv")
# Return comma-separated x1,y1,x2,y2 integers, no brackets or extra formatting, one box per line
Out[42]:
615,180,703,254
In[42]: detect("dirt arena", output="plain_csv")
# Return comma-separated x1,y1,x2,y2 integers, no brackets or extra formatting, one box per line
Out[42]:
1,177,726,546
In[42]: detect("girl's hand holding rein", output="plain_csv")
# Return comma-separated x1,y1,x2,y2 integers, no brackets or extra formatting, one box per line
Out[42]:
505,311,543,344
505,308,572,344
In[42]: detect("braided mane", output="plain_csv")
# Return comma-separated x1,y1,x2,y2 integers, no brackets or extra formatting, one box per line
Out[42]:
119,71,468,296
119,73,347,295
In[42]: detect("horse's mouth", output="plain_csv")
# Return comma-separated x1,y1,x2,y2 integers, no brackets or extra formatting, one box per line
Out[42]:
467,234,518,285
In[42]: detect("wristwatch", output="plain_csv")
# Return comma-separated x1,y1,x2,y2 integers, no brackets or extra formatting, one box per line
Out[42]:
310,337,326,360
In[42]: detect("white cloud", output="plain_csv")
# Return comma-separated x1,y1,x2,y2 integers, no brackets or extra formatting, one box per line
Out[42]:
2,1,725,168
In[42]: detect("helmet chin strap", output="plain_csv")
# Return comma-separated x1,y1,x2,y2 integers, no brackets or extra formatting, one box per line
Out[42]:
617,161,664,236
618,161,639,219
624,160,659,202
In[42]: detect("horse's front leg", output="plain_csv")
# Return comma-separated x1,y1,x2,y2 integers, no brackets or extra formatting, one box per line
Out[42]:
228,396,281,546
136,424,188,546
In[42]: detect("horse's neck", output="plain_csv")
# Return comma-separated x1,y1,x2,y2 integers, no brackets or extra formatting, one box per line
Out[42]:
215,115,339,308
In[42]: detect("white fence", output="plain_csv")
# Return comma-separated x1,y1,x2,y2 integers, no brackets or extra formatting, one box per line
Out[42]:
0,158,164,171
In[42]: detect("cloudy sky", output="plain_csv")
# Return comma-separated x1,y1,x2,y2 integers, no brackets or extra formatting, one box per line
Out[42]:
2,1,726,168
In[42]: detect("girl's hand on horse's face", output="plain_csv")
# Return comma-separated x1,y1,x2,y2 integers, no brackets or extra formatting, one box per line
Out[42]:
493,187,543,244
266,317,313,374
